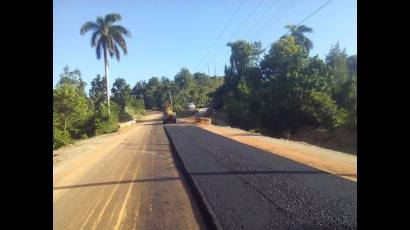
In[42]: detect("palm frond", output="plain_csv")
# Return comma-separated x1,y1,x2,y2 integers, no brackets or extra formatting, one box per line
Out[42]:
113,44,121,61
305,39,313,50
101,41,109,65
109,48,115,58
96,39,103,59
112,33,128,55
96,16,105,26
285,24,296,33
108,36,116,51
80,21,99,35
297,25,313,33
105,13,121,23
82,13,130,63
111,25,132,37
91,31,101,47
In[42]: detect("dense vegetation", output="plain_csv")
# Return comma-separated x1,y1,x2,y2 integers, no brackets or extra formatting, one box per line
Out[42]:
53,66,221,150
212,25,357,137
132,70,224,112
54,22,356,149
53,67,145,149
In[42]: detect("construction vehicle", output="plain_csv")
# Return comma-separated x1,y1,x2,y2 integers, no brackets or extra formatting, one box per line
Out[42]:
163,91,177,124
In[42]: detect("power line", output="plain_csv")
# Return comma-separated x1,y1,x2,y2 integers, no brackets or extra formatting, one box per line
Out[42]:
215,0,297,64
196,0,245,72
211,0,334,75
241,0,281,39
261,0,334,51
250,0,299,41
209,0,267,65
297,0,334,26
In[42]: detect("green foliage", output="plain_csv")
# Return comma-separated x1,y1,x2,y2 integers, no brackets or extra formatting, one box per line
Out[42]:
53,68,131,149
111,77,132,112
57,66,87,95
93,103,119,135
326,42,349,86
283,24,313,54
55,23,356,149
89,74,107,112
80,13,131,62
53,128,71,150
211,24,357,136
53,83,90,133
53,111,71,149
224,98,250,126
227,40,262,78
133,68,223,112
302,91,347,130
347,55,357,75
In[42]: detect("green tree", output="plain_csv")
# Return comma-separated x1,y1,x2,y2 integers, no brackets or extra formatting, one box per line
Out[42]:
347,54,357,75
111,78,132,112
57,66,87,95
283,24,313,54
144,77,162,108
325,42,349,85
89,74,107,112
226,40,262,79
174,68,193,103
131,81,146,100
53,84,89,133
80,13,131,115
53,111,71,149
302,91,348,130
259,36,309,133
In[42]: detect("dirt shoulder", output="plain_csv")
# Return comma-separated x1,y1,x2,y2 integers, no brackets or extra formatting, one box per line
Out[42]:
179,118,356,182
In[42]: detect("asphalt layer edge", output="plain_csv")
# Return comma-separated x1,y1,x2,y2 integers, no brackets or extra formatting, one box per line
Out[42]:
163,125,220,230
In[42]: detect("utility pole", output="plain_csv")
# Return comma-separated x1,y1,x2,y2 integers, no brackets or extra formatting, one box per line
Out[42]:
207,62,210,76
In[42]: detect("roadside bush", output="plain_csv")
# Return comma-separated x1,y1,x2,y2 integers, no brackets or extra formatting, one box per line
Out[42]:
53,128,71,149
223,98,254,129
129,98,145,112
118,111,133,122
94,116,119,135
68,113,93,139
93,103,120,135
302,91,347,130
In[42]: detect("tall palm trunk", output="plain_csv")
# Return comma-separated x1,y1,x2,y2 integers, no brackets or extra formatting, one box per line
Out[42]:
103,47,110,115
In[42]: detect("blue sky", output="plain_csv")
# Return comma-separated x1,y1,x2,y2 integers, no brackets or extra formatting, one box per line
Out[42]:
53,0,356,93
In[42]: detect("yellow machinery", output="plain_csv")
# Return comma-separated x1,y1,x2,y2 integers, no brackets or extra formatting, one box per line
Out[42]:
163,92,176,123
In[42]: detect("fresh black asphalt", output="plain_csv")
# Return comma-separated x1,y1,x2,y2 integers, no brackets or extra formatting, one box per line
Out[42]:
164,124,357,230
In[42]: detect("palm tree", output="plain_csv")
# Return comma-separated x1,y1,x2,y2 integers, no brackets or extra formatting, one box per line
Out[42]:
283,24,313,53
80,13,131,115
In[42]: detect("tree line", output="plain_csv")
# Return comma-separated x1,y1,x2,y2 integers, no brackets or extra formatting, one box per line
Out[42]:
55,16,356,148
53,66,223,149
211,24,357,137
53,67,145,149
132,70,224,112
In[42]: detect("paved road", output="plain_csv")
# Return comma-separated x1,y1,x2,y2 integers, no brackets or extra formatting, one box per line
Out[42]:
165,124,357,230
53,114,205,230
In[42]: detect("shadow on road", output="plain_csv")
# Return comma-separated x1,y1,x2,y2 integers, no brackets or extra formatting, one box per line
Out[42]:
54,170,356,190
54,176,181,190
